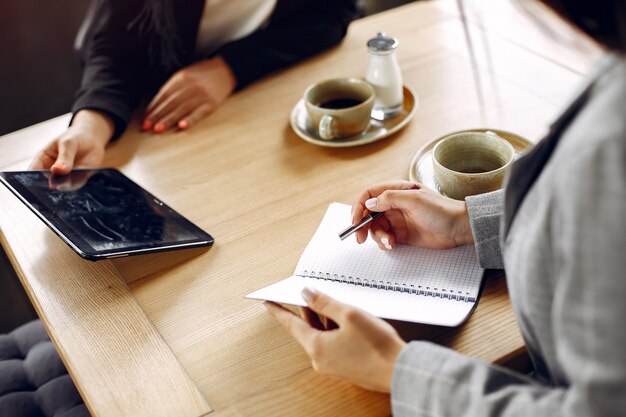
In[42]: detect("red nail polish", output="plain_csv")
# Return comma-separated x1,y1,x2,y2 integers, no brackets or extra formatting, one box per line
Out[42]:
154,122,165,133
178,120,188,130
51,162,65,171
142,120,153,131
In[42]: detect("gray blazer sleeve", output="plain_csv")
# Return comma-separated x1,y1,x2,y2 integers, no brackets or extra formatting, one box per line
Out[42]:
391,127,626,416
465,190,504,269
392,341,555,417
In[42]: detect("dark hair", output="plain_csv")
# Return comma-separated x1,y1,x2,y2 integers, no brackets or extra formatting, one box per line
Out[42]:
539,0,626,52
131,0,182,72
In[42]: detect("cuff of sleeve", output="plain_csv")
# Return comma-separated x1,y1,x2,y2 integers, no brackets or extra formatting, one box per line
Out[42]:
71,92,131,141
465,190,505,269
392,341,542,416
217,19,348,90
218,41,277,91
392,341,471,417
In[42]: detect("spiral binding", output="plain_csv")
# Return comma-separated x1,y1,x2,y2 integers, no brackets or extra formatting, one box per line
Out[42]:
299,270,476,303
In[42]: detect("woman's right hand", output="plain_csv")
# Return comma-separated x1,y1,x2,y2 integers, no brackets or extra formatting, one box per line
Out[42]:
351,180,474,251
30,109,113,175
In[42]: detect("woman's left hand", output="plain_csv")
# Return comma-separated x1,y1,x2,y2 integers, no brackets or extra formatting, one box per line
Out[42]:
265,287,406,393
143,55,237,133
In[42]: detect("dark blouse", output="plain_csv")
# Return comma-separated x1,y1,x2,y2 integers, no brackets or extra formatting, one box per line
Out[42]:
72,0,358,139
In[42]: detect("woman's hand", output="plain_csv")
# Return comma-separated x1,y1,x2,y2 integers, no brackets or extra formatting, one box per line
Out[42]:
265,287,406,393
352,180,473,251
44,170,96,192
30,109,113,175
143,55,237,133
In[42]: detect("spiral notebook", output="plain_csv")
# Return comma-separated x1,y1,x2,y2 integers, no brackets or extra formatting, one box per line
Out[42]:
247,203,484,326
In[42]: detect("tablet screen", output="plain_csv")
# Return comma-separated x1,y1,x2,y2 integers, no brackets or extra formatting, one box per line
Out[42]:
0,169,213,260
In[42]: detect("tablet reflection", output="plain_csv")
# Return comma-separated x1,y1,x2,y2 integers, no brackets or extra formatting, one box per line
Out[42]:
15,170,197,252
47,170,95,192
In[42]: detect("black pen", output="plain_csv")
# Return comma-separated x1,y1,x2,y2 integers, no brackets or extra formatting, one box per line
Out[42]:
338,211,384,241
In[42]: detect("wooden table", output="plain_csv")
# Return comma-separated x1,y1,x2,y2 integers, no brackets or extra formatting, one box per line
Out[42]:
0,1,601,416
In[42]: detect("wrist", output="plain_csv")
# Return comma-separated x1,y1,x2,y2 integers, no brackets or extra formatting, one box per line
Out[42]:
383,338,406,393
453,202,474,246
212,55,237,95
71,110,114,147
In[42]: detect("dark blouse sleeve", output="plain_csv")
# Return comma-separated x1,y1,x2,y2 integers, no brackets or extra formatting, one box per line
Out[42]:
217,0,358,90
71,0,149,141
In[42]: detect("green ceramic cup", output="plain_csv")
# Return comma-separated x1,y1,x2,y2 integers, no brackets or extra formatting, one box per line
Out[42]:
432,131,515,200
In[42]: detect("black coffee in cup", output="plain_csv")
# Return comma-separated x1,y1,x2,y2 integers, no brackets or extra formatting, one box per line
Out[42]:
319,98,363,109
304,78,375,140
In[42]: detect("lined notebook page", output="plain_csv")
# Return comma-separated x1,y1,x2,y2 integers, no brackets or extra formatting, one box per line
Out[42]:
247,203,484,326
296,203,482,300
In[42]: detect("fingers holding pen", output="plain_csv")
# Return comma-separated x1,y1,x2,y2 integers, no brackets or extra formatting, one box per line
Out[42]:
351,202,367,244
358,180,416,205
350,181,422,246
351,184,395,244
366,185,420,212
351,199,386,245
370,219,396,250
353,181,418,217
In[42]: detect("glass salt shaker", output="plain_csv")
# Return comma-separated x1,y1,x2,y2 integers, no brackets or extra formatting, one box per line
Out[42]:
365,33,403,119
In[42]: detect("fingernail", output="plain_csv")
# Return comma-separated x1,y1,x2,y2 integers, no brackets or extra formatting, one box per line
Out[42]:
178,120,188,130
301,287,318,304
51,162,65,171
381,236,392,250
365,197,377,209
154,122,166,133
142,120,153,131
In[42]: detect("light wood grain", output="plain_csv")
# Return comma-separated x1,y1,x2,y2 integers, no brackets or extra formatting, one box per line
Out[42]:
0,0,601,416
441,0,602,75
111,246,212,284
0,114,70,171
0,186,211,417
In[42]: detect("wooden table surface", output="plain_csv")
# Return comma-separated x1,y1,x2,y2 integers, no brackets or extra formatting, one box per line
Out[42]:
0,1,601,416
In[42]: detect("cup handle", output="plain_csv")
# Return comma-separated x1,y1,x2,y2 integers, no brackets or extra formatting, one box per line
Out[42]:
318,114,337,140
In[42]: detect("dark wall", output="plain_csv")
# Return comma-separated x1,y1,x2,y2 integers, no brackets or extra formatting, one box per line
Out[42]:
0,246,37,333
0,0,89,330
0,0,89,135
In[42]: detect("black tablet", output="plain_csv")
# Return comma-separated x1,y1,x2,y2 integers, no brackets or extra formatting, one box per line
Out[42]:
0,169,214,261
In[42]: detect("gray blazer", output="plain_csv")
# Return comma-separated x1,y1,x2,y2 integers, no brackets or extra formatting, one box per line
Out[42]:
392,54,626,416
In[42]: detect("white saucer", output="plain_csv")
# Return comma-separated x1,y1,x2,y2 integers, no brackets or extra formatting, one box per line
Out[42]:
290,85,418,148
408,129,534,195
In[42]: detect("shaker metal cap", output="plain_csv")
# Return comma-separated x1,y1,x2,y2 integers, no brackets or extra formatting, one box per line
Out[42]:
367,32,399,52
